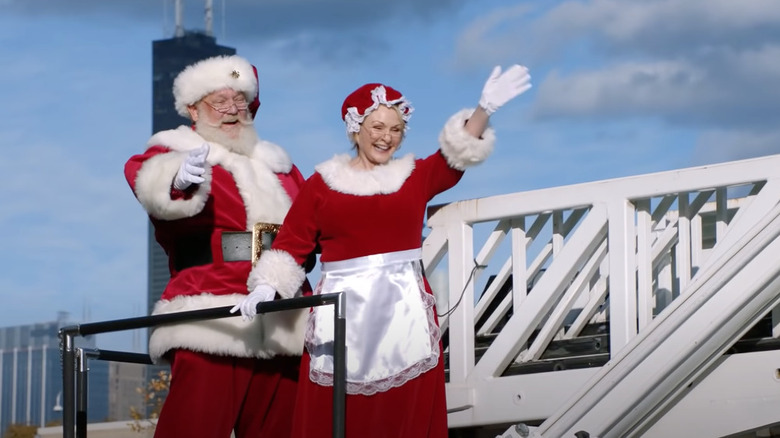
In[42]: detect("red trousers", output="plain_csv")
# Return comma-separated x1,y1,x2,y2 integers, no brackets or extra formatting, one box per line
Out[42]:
291,345,448,438
153,349,299,438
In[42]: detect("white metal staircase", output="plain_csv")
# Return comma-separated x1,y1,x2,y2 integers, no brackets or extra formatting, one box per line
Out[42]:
423,154,780,437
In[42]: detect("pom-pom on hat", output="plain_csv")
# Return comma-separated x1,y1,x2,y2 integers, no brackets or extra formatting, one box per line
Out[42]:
341,83,414,134
173,55,259,118
248,65,260,119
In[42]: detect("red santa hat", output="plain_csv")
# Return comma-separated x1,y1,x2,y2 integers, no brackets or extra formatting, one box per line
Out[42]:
173,54,260,119
341,83,414,134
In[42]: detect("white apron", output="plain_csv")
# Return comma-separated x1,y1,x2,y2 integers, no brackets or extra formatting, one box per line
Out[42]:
305,248,440,396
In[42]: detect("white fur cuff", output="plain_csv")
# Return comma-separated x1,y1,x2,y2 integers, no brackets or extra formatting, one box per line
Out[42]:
133,150,212,220
148,293,306,363
248,249,306,299
438,108,496,171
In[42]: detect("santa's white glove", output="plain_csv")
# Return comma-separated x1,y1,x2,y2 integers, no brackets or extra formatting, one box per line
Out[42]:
230,284,277,321
478,65,532,116
172,143,209,191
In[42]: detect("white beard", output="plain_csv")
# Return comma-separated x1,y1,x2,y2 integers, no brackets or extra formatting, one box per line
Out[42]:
195,116,259,157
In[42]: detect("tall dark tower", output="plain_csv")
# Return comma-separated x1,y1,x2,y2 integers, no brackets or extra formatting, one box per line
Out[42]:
148,33,235,318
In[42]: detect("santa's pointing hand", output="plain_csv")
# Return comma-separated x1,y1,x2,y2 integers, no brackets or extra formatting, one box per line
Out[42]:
173,143,209,190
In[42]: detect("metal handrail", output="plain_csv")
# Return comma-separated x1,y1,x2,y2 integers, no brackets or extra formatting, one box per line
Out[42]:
59,293,346,438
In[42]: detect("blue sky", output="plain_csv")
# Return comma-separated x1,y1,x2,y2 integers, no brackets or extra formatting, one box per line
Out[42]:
1,0,779,352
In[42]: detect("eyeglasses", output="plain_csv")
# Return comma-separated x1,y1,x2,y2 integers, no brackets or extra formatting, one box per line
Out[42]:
203,98,253,114
368,126,403,139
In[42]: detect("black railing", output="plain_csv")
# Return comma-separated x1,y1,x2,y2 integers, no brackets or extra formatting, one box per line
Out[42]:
59,293,346,438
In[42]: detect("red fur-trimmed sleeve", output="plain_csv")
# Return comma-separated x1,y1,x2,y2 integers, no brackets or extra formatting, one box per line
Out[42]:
125,145,212,220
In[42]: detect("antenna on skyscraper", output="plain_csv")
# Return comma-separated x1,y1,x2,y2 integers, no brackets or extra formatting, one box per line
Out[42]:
174,0,184,37
221,0,226,40
205,0,213,37
162,0,168,37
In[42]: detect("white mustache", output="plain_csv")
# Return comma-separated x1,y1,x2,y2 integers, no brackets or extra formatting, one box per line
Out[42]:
201,116,252,128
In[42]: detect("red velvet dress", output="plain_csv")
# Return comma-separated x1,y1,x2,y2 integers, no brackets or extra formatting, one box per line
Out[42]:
274,151,460,438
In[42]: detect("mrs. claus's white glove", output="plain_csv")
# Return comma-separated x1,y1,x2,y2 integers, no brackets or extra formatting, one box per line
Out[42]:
230,284,277,321
478,65,532,116
173,143,209,191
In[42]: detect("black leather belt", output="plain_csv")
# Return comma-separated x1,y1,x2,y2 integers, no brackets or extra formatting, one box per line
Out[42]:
172,223,281,271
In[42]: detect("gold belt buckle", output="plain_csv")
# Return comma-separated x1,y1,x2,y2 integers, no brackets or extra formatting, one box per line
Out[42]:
251,222,281,266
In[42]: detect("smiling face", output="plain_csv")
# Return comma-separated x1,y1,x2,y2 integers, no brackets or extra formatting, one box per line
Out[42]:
187,88,252,139
351,105,405,170
187,88,259,156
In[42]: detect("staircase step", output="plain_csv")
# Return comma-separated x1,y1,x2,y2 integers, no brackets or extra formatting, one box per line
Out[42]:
443,314,778,378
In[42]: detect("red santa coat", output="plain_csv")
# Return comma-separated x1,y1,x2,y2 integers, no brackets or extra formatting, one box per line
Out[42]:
125,125,307,363
247,109,496,437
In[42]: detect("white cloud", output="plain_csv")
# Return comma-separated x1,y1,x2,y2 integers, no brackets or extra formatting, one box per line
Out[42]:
452,3,534,69
451,0,780,134
533,60,707,118
533,0,780,55
531,44,780,129
692,128,780,165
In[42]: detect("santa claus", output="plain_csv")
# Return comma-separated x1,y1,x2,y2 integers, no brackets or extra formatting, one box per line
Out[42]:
124,54,308,438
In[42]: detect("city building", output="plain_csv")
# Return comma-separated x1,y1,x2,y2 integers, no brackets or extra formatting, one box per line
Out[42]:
107,362,146,423
0,313,108,435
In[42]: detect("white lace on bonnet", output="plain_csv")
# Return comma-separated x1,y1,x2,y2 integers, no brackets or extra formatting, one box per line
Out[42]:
344,85,414,135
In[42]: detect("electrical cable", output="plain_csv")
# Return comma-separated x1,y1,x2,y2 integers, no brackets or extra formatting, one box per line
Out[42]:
437,259,487,318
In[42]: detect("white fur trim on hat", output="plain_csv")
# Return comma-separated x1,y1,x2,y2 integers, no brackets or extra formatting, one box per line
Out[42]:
344,85,414,136
439,108,496,170
173,55,257,118
148,293,306,363
248,249,306,299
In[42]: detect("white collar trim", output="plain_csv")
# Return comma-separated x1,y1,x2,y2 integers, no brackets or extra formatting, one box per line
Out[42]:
315,153,415,195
